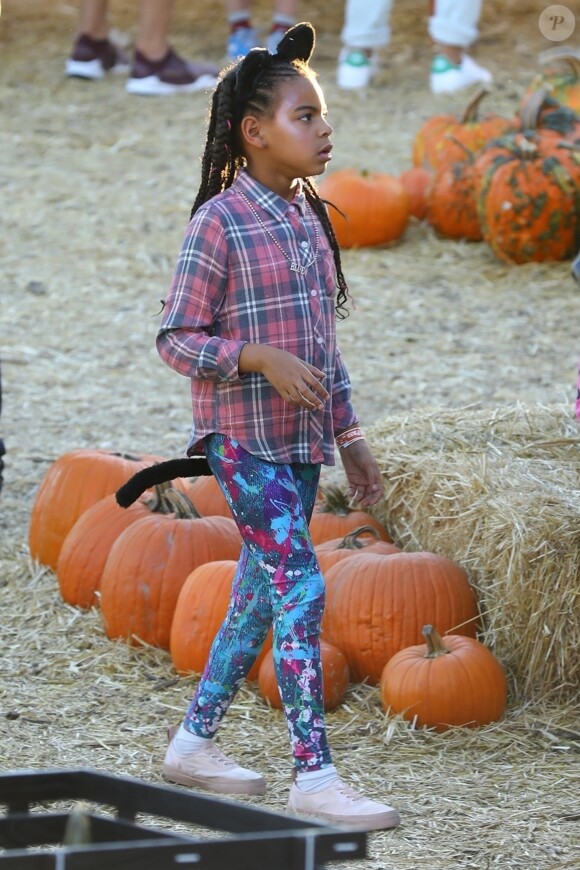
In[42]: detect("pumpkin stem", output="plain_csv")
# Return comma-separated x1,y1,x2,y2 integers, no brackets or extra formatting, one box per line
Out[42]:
318,484,353,516
422,625,451,659
538,48,580,80
519,85,554,132
146,484,201,518
338,525,381,550
444,134,477,162
512,134,539,159
460,84,492,123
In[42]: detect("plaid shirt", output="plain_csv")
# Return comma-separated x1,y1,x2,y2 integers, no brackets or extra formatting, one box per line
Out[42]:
157,171,357,465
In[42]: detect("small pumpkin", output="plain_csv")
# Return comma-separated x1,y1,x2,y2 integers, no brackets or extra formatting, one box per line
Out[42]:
321,551,479,684
258,639,350,712
100,488,242,649
170,560,271,681
516,85,580,145
309,484,392,546
318,168,410,248
380,624,507,731
425,140,483,241
524,50,580,114
315,525,400,573
28,449,164,571
412,87,514,174
399,166,433,220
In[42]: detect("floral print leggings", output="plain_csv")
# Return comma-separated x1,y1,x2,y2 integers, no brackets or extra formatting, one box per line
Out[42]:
183,433,332,771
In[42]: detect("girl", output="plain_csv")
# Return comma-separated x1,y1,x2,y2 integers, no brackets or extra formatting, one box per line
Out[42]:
156,22,400,831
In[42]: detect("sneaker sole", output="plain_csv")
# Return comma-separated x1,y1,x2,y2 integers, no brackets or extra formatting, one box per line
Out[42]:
430,71,493,94
286,804,401,831
65,58,129,80
337,68,372,89
65,58,106,80
126,74,217,95
162,763,267,795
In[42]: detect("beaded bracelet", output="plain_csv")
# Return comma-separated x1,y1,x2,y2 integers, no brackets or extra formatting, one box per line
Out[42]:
336,426,364,450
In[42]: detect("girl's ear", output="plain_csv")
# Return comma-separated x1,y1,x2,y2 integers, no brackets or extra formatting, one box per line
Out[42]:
239,115,266,149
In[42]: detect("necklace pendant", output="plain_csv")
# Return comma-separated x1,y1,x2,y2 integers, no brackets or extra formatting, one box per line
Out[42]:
290,262,307,275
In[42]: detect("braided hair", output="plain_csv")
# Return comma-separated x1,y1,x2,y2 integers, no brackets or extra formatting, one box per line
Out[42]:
191,22,350,318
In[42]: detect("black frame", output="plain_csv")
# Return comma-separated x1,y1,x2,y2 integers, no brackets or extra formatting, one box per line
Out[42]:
0,768,367,869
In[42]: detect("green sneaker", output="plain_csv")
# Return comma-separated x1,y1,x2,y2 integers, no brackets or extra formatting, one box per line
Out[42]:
430,53,492,94
337,48,376,89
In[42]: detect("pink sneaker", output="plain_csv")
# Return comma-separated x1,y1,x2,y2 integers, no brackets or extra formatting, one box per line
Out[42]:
286,778,400,831
163,737,267,795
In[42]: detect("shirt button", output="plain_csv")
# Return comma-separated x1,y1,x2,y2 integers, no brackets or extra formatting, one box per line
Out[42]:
316,337,324,344
300,241,309,249
311,289,317,296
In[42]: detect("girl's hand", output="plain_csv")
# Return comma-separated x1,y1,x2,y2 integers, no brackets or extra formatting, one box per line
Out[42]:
339,439,384,507
240,344,329,411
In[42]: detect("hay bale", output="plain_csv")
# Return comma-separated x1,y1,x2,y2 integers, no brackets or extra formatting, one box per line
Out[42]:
364,402,580,704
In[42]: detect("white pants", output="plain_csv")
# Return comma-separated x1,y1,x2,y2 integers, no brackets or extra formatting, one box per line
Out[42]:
341,0,483,50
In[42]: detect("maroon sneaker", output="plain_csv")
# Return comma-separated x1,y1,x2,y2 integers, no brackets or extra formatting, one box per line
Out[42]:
65,34,129,80
126,48,218,95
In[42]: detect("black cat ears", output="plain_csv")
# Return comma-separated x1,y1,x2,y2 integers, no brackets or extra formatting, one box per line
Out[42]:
275,21,316,64
233,22,316,111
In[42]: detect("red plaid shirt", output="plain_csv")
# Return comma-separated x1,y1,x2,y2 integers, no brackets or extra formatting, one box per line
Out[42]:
157,171,358,465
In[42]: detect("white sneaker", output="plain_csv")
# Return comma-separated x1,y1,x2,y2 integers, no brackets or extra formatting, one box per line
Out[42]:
337,48,377,90
163,739,267,795
286,778,400,831
430,52,492,94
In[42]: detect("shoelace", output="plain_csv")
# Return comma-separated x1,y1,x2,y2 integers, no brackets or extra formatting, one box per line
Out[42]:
204,744,239,768
332,782,368,804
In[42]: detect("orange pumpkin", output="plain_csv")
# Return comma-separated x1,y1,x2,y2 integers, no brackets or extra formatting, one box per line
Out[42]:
475,131,580,264
56,492,151,609
516,85,580,144
170,560,271,681
309,485,392,546
399,166,433,220
315,525,400,573
258,639,350,712
380,624,507,731
412,86,514,174
318,168,410,248
100,489,242,649
321,551,479,684
524,51,580,114
185,475,232,518
426,146,483,241
28,449,164,571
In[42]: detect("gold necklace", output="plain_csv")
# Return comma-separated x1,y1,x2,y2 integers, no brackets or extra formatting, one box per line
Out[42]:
238,190,320,275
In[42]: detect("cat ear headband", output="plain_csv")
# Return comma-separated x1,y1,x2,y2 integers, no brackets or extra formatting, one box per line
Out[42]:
233,21,316,116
